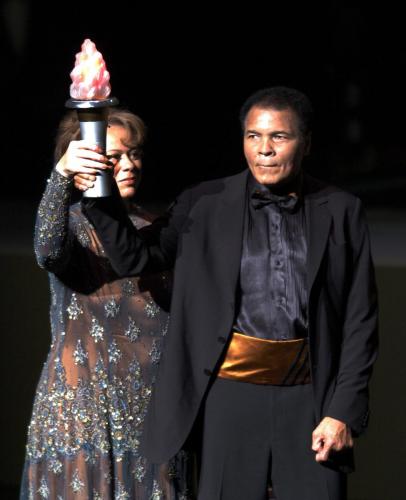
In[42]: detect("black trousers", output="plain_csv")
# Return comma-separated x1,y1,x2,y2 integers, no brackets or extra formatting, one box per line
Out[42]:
197,377,347,500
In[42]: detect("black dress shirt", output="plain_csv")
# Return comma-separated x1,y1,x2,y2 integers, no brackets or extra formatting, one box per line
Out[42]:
234,174,308,340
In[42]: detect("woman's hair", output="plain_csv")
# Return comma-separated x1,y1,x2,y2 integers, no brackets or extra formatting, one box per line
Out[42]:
54,108,147,163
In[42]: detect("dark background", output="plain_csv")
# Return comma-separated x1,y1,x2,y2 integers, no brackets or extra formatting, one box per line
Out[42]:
2,2,406,208
1,2,405,499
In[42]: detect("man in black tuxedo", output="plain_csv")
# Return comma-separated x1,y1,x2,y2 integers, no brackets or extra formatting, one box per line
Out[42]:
82,87,378,500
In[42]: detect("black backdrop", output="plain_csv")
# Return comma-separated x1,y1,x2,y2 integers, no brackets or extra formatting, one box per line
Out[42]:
2,3,406,209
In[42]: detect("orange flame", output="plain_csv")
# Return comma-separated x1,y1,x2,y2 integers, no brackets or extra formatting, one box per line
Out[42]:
69,39,111,100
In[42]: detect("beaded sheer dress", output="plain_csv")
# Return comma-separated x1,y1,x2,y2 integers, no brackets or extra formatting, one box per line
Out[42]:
20,170,193,499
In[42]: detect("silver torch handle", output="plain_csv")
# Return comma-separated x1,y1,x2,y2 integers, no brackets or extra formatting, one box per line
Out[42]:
65,97,118,197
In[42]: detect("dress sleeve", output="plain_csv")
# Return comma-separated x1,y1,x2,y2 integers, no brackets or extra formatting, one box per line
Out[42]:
34,169,74,273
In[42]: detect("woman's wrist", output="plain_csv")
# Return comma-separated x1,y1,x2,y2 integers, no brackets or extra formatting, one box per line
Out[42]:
55,162,72,179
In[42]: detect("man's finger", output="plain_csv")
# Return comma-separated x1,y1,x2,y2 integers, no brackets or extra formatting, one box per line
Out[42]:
312,436,323,452
315,438,333,462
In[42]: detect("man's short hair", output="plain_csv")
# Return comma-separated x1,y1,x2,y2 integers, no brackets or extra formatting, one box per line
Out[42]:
239,86,314,137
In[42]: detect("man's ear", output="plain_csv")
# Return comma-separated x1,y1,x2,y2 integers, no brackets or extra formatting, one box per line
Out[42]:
304,133,312,156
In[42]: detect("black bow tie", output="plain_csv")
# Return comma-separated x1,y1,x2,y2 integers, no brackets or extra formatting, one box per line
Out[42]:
251,188,299,212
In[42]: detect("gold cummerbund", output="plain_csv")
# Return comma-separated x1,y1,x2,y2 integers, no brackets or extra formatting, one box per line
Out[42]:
217,332,310,385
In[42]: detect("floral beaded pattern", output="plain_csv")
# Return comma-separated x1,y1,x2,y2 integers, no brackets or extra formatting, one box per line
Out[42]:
20,170,194,499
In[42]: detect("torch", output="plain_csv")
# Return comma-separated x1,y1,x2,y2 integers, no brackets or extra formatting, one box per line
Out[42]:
65,39,118,197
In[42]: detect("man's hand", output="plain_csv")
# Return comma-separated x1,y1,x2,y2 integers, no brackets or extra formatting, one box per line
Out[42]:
312,416,353,462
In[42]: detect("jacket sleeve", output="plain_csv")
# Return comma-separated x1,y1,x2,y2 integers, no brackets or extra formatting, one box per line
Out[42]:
326,199,379,436
82,186,192,277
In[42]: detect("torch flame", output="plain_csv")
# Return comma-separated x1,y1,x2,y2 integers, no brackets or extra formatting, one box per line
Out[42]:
69,39,111,100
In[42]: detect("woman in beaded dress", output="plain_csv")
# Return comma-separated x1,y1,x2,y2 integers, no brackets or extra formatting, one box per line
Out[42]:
20,109,193,499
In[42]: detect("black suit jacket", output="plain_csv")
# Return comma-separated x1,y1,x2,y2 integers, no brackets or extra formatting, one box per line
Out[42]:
83,169,379,471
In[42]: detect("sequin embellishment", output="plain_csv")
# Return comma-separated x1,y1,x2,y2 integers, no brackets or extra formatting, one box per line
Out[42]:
76,221,91,247
70,469,85,493
133,455,147,483
115,481,130,500
151,480,164,499
73,339,88,366
149,339,162,364
108,340,122,364
121,279,137,297
90,316,104,343
125,316,141,342
66,293,83,320
37,476,49,498
144,300,160,318
104,298,120,318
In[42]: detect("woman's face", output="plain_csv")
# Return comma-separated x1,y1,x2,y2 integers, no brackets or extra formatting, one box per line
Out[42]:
106,125,142,199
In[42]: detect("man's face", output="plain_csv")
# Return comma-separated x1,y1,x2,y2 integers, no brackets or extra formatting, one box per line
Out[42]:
243,106,310,186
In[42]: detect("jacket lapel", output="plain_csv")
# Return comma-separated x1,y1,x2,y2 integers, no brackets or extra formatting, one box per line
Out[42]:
215,169,249,298
304,174,332,294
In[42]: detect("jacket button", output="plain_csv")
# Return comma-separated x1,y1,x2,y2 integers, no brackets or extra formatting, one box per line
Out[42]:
217,336,227,344
204,369,212,376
